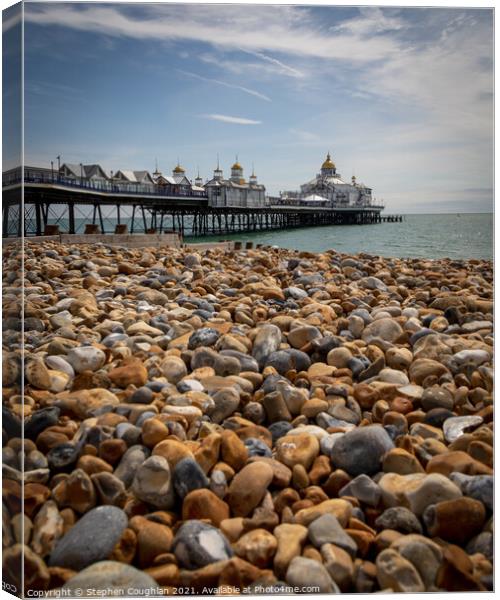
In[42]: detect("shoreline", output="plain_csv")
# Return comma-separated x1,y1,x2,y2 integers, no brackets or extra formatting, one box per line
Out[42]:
3,239,493,595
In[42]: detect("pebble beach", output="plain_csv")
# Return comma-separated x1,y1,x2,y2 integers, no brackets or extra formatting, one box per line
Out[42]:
2,239,493,595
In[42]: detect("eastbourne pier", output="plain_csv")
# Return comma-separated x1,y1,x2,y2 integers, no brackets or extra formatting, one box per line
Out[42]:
2,156,402,239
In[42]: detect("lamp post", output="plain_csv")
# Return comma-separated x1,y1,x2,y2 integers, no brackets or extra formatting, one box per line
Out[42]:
57,155,61,181
51,161,54,183
80,163,83,186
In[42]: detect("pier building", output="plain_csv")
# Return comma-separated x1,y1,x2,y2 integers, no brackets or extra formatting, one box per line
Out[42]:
205,159,266,208
113,170,155,186
60,163,109,183
281,153,374,207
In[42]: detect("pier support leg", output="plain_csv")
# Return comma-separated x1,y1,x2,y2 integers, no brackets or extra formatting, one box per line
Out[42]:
68,202,75,234
131,205,136,233
2,204,9,237
17,205,22,238
35,202,42,236
97,204,105,233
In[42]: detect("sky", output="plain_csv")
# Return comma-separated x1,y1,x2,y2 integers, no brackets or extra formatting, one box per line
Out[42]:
7,2,495,212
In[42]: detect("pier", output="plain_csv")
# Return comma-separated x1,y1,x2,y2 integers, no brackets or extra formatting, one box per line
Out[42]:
2,169,401,239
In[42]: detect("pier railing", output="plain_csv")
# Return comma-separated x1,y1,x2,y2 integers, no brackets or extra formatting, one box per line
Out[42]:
268,196,385,210
3,171,208,199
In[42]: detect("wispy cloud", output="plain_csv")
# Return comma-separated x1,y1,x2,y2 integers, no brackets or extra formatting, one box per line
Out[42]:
333,6,405,35
201,114,261,125
177,69,271,102
240,50,304,78
25,4,401,62
199,52,304,81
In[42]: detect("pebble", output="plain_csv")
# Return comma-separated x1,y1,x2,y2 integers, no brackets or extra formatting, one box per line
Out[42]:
49,506,128,570
114,445,150,487
286,556,340,593
331,425,394,475
172,520,233,569
173,457,210,499
275,432,319,470
252,324,282,367
188,327,220,350
443,415,484,443
405,473,462,516
182,488,229,526
375,507,423,534
339,473,381,507
160,356,187,383
273,523,308,577
61,561,159,596
423,497,486,544
131,455,174,509
391,536,443,590
66,347,106,373
376,548,425,592
308,513,357,557
233,528,278,567
449,473,493,510
226,462,274,517
362,318,404,343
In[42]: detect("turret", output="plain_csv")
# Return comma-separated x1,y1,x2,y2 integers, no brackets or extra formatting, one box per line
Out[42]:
173,159,185,177
249,164,258,185
213,155,223,181
195,166,203,187
321,152,336,177
230,156,244,183
152,158,162,179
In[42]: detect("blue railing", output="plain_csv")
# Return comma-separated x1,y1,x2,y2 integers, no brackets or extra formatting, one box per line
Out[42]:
4,171,208,199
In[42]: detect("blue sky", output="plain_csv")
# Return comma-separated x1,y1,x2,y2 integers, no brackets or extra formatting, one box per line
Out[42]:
15,3,495,212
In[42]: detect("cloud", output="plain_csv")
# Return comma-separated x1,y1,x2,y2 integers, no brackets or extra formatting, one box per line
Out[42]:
177,69,271,102
198,53,300,81
240,50,304,78
25,4,401,62
333,6,405,35
356,15,493,141
201,114,261,125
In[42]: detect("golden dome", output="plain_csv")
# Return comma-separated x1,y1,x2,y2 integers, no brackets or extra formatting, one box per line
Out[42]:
173,164,185,174
232,161,242,170
321,152,335,170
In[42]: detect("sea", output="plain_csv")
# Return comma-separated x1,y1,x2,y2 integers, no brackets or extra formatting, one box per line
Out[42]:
38,213,492,261
186,213,493,260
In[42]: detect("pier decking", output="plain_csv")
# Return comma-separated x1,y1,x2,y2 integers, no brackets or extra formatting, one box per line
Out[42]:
2,173,401,238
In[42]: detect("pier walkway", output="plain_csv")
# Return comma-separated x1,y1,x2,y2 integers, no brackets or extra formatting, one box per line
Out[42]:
2,172,401,238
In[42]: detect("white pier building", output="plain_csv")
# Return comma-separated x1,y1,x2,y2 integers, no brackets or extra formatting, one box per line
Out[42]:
281,153,374,208
205,158,266,208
